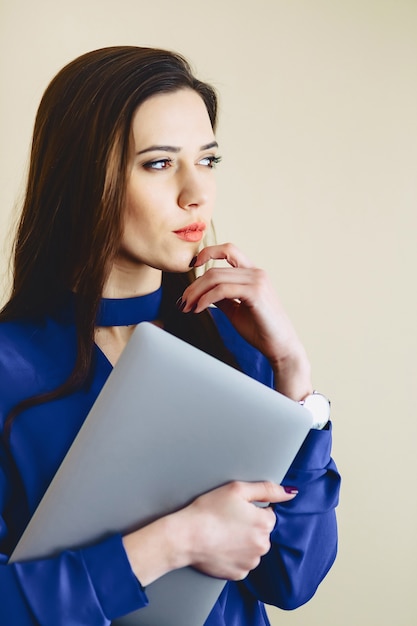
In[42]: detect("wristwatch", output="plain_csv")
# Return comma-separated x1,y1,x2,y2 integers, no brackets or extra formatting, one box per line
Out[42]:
299,391,331,430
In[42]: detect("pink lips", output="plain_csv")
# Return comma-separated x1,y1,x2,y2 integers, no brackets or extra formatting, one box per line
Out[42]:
173,222,206,242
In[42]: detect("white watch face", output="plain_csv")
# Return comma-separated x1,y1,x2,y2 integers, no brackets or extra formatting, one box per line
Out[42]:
302,392,331,429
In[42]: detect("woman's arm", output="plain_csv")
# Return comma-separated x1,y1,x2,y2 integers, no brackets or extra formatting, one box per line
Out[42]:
122,481,296,586
0,449,147,626
180,246,340,608
244,427,340,609
1,445,296,625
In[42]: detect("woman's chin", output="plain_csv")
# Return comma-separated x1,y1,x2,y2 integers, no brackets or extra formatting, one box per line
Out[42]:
159,254,198,274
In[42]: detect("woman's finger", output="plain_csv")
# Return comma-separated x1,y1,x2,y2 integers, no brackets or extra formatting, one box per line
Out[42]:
193,243,255,269
181,267,267,312
182,277,253,313
233,481,298,504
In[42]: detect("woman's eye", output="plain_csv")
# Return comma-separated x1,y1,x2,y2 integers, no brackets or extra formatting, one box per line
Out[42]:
199,155,222,168
143,158,172,170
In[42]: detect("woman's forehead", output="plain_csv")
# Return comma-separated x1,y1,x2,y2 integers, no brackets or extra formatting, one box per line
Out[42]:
130,89,214,149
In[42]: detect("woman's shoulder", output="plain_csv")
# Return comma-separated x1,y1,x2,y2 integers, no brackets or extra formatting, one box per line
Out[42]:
0,317,46,364
0,293,75,346
0,315,73,361
0,316,77,418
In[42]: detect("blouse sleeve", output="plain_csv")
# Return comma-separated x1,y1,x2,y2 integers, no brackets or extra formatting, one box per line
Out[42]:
0,443,149,626
0,322,149,625
243,425,340,609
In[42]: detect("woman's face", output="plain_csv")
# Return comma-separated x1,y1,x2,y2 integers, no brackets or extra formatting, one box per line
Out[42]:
117,88,218,280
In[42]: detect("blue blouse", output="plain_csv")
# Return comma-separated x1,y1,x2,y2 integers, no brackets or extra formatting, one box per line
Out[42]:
0,289,340,626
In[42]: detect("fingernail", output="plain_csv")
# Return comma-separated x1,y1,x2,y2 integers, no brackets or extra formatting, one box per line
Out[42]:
176,297,186,312
284,486,298,495
187,304,197,314
189,256,197,268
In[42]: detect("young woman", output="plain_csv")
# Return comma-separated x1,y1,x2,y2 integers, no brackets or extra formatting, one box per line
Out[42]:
0,46,340,625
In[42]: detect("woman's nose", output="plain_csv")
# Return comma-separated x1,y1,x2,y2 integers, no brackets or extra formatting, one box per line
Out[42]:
177,169,209,210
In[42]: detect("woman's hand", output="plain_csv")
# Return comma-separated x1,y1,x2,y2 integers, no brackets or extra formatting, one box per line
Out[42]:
179,243,313,400
177,481,296,580
123,481,297,586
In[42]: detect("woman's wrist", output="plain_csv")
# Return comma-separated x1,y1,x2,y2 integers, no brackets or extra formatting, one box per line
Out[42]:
122,510,194,587
270,348,313,401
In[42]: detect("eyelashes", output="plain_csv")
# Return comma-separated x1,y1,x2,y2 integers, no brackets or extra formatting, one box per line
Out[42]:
143,155,222,171
198,155,222,168
143,158,172,170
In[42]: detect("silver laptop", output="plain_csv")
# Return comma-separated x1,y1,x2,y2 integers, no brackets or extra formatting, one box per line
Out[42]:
10,322,313,626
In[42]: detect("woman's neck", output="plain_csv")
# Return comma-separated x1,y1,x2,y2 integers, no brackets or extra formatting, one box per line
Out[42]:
95,266,164,366
102,263,162,299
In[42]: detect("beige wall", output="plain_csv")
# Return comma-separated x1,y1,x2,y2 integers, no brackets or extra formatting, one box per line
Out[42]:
1,1,416,624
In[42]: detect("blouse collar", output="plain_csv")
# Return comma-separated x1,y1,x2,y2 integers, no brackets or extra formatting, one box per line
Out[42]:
96,287,162,327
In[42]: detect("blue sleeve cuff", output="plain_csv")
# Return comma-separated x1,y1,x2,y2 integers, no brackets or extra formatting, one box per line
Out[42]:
289,421,334,471
280,422,340,515
80,534,149,620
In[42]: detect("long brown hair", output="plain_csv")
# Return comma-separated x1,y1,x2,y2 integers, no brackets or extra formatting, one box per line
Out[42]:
1,46,236,435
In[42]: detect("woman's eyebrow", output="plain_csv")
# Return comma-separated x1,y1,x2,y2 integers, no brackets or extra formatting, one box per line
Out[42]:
137,145,180,155
201,141,219,151
136,141,218,156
